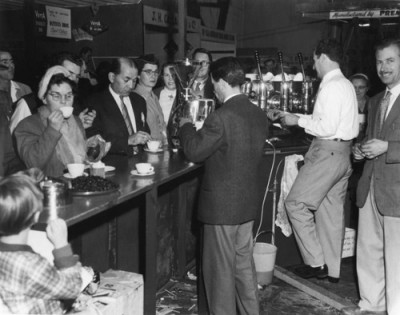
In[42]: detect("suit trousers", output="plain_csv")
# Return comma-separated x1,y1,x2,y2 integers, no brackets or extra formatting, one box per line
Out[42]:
202,221,259,315
285,139,352,278
357,181,400,314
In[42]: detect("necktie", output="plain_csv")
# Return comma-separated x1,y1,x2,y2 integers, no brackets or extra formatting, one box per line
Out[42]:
120,96,134,136
378,90,391,131
194,81,201,92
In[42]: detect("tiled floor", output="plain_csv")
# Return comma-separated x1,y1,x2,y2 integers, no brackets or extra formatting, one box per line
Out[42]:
156,257,359,315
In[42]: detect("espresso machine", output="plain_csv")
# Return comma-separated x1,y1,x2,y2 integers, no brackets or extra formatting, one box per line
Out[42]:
167,58,216,148
242,51,318,115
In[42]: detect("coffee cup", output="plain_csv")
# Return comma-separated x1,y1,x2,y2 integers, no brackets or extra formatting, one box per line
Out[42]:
67,163,85,178
147,140,161,152
60,106,73,119
135,163,154,174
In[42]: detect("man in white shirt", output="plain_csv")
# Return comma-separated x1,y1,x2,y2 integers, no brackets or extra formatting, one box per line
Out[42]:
278,38,358,283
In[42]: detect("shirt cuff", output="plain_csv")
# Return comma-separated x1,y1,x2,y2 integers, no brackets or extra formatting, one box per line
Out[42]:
53,244,80,269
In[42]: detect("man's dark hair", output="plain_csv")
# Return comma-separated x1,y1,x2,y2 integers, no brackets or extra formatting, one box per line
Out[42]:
374,38,400,54
55,52,82,67
314,39,343,65
109,57,137,75
210,57,245,87
192,48,213,62
80,46,92,56
135,54,159,74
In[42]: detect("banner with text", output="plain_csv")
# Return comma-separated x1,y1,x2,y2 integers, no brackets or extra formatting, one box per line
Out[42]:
330,9,400,20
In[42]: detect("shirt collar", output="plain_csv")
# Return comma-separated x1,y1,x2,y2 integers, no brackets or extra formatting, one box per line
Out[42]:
0,241,34,253
387,82,400,99
224,92,242,103
134,83,152,98
321,68,341,84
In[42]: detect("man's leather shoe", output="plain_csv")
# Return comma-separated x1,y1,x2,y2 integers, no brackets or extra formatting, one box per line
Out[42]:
341,305,387,315
294,264,328,279
328,276,339,283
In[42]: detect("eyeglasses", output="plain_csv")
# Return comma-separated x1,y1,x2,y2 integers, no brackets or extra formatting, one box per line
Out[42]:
47,91,74,102
194,60,210,67
142,69,159,77
0,58,14,66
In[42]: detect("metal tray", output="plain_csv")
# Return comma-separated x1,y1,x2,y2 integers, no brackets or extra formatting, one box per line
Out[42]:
69,186,119,196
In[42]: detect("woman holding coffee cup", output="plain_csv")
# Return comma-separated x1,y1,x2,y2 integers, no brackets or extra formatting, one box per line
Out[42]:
15,70,87,178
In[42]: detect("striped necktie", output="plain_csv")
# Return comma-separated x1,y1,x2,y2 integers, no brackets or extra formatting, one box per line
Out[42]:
120,96,134,136
378,90,391,132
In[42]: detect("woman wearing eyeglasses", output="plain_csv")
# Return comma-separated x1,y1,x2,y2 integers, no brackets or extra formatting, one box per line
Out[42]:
134,55,168,145
14,70,87,178
350,73,370,141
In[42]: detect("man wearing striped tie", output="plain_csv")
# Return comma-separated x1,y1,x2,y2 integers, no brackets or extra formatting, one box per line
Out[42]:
343,38,400,315
85,58,151,156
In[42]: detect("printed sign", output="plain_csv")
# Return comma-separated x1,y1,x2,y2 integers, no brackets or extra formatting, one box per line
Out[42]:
34,5,47,36
200,26,236,44
330,9,400,20
143,5,201,32
46,6,71,39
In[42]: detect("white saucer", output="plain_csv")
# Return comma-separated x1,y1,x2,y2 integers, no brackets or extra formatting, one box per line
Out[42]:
64,172,88,179
144,148,163,153
105,166,116,172
131,170,155,176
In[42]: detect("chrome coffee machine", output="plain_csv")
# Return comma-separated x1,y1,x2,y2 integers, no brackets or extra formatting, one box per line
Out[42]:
167,58,215,148
242,51,318,115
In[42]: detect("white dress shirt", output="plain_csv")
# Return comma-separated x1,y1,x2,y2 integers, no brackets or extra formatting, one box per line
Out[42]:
297,68,359,140
109,86,137,133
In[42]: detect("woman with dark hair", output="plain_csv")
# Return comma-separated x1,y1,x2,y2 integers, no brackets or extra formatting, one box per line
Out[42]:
15,71,87,178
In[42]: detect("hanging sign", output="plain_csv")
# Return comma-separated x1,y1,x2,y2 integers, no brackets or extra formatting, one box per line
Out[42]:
34,6,47,36
143,5,201,33
46,6,71,39
330,9,400,20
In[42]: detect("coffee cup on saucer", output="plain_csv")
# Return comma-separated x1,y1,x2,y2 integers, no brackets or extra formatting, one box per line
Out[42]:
135,163,154,174
67,163,85,178
147,140,161,152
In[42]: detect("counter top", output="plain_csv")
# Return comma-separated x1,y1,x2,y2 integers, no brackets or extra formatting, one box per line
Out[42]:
38,148,202,226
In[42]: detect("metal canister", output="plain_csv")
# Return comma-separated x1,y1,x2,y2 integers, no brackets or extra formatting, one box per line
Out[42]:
40,179,70,219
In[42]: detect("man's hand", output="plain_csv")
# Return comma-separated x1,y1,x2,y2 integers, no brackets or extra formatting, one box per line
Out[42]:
266,109,283,121
280,112,299,126
179,117,193,127
46,219,68,249
128,131,152,145
360,139,388,159
352,143,366,160
48,111,64,131
79,108,97,129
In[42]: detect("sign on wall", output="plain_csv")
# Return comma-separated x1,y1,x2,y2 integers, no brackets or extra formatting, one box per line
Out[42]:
46,6,71,39
330,9,400,20
143,5,201,33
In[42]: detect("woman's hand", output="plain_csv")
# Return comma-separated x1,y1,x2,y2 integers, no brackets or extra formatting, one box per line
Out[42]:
79,108,97,129
48,111,64,131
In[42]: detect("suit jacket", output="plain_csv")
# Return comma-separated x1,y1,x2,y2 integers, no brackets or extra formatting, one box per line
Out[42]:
85,89,150,155
357,90,400,217
179,94,269,225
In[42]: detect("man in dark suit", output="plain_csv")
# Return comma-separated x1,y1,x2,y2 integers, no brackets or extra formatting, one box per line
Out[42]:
191,48,215,100
179,57,269,314
85,58,151,156
342,39,400,315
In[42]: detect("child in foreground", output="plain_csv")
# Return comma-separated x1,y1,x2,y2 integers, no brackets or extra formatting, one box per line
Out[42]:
0,173,82,314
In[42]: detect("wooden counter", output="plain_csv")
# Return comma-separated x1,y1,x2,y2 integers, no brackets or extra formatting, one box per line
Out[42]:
37,148,203,315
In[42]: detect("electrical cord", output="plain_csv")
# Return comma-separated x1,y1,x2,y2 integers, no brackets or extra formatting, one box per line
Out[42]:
254,139,277,244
